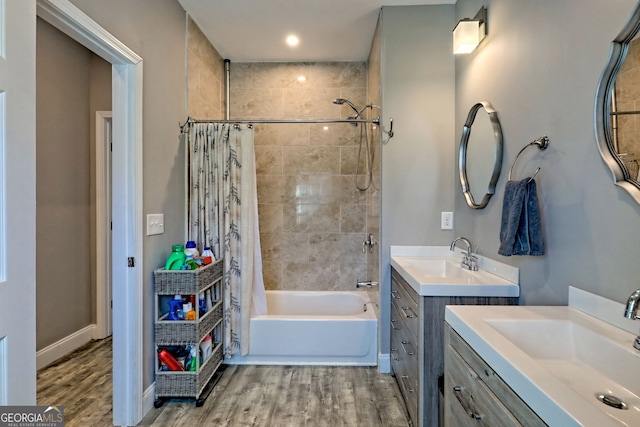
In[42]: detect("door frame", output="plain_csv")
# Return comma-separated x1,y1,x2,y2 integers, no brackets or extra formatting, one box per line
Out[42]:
95,111,112,339
36,1,144,426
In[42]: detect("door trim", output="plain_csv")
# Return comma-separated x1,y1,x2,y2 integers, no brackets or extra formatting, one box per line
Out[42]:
36,1,144,426
95,111,112,339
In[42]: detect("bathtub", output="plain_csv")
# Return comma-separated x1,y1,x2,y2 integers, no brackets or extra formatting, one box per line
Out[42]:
227,290,378,366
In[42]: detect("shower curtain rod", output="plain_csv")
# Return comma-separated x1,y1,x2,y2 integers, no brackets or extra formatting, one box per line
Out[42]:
182,116,380,125
180,116,381,132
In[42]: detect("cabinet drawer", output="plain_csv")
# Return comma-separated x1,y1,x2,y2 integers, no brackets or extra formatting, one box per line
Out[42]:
390,298,418,339
445,325,547,427
445,343,522,427
391,272,419,339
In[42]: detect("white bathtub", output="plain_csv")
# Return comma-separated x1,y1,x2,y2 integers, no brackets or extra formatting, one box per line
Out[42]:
227,290,378,366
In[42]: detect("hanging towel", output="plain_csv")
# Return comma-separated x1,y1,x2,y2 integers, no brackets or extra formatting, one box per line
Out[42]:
498,178,544,256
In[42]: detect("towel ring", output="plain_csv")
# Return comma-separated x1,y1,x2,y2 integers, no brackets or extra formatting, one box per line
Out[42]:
508,136,550,182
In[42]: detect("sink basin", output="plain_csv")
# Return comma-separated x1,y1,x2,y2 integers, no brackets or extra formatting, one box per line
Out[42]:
390,255,519,297
401,258,472,278
446,305,640,427
486,318,640,402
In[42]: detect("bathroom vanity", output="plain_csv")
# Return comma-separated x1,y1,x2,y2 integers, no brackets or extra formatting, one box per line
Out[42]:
390,246,519,427
444,287,640,427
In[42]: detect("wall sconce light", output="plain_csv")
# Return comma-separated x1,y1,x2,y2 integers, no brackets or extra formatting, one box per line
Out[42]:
453,6,487,54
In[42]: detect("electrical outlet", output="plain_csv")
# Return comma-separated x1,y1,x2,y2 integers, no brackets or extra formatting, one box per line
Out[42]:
146,213,164,236
441,212,453,230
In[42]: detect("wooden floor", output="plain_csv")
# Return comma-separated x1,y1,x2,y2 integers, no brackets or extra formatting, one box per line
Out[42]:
37,338,411,427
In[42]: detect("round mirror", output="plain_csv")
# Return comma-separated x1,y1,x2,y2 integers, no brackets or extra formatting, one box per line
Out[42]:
595,2,640,204
459,101,504,209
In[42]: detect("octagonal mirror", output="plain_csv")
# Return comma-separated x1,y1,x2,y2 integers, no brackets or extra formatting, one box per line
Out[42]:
458,101,504,209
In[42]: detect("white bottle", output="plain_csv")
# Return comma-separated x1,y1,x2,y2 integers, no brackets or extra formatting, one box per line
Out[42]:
184,240,199,258
201,246,215,263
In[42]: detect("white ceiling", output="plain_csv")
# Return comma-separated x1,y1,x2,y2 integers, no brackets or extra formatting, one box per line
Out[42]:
177,0,455,62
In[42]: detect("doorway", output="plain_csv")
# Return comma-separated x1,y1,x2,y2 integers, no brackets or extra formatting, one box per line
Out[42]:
36,0,144,425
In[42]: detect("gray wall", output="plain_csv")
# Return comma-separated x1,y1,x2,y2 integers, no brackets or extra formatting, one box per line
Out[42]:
453,0,640,306
380,5,456,357
36,18,94,349
69,0,187,389
36,18,111,349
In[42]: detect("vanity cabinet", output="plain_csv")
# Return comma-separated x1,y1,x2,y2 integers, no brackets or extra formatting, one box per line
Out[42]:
444,324,546,427
390,268,518,427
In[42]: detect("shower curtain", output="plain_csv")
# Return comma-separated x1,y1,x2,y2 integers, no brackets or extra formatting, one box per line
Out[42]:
187,122,267,357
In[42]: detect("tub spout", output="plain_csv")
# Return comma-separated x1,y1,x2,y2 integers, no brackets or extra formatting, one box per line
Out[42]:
357,280,379,288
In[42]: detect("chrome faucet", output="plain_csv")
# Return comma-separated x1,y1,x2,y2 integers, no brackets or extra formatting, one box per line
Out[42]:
624,289,640,350
450,237,478,271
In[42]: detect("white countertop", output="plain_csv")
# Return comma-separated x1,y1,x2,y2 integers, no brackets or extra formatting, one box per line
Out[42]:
445,293,640,427
390,246,520,297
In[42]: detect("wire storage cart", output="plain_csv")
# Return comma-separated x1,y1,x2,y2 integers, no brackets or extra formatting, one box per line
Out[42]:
153,259,224,407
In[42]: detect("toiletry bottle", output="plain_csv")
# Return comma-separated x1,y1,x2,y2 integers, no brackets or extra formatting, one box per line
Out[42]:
165,244,186,270
201,246,215,264
184,241,199,258
199,292,207,316
157,349,183,371
167,295,183,320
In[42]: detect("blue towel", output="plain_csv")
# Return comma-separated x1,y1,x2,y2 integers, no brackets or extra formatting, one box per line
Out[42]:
498,178,544,256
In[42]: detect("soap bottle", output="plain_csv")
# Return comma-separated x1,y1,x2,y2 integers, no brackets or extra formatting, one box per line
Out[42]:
199,292,207,316
167,295,184,320
165,245,186,270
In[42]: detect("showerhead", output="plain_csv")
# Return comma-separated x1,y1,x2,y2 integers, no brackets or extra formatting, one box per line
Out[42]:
333,98,360,115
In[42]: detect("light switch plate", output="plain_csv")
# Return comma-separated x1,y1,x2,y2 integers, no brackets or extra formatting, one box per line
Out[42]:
146,213,164,236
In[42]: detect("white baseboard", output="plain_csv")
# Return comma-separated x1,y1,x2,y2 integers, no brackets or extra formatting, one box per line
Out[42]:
378,353,391,374
36,324,97,370
143,383,156,415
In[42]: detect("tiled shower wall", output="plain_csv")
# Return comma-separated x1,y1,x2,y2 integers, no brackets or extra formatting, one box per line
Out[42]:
367,18,382,284
230,62,380,291
187,16,225,119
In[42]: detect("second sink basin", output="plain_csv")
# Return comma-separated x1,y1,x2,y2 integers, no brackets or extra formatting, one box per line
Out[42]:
486,318,640,402
446,305,640,427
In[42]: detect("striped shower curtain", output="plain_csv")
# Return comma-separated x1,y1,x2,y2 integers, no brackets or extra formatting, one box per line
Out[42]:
187,122,267,357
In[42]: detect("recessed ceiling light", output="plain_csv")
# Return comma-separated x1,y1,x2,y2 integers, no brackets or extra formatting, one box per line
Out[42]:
286,35,299,47
297,75,306,82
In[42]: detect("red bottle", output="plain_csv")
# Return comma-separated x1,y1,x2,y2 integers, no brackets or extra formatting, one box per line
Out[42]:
158,349,183,371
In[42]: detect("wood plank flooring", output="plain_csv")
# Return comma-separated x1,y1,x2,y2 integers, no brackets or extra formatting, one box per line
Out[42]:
37,338,411,427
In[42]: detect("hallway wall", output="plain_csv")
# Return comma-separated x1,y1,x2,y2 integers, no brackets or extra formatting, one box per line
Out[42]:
36,18,111,351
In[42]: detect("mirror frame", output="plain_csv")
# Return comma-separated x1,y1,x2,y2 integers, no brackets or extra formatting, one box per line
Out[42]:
595,1,640,204
459,101,504,209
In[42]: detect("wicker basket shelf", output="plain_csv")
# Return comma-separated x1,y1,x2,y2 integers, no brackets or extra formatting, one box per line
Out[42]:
155,342,223,398
154,260,223,295
155,301,223,345
154,258,224,406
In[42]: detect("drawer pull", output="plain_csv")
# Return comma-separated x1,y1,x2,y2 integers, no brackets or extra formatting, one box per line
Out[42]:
401,306,417,318
400,340,415,356
470,413,484,420
390,319,400,330
400,375,415,393
391,348,399,361
391,290,401,299
453,386,463,392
